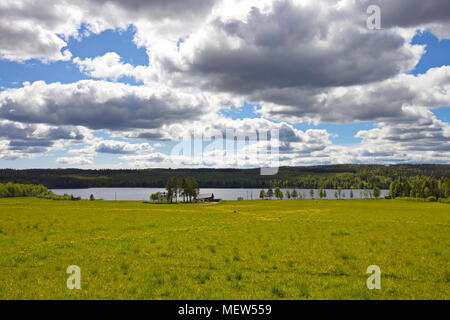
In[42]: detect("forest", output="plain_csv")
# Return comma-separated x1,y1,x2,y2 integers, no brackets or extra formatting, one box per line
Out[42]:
0,164,449,189
0,182,78,200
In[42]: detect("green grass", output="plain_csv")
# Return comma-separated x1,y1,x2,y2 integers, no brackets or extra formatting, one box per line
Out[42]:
0,198,448,300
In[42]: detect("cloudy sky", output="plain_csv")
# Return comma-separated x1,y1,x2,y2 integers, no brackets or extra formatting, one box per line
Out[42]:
0,0,449,169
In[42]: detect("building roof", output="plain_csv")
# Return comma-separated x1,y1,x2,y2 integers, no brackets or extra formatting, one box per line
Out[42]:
198,193,213,199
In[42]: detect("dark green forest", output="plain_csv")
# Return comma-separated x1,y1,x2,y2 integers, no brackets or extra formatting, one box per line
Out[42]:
0,182,78,200
0,164,449,189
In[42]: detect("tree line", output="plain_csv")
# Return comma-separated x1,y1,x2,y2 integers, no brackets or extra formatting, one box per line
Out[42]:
259,186,382,200
1,164,448,189
257,176,450,202
0,182,49,198
389,177,450,201
0,182,81,200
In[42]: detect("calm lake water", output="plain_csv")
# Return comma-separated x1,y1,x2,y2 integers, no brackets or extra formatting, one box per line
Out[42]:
51,188,389,201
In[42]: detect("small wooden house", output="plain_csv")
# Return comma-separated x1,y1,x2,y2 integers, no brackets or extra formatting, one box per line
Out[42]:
195,193,221,203
157,192,169,203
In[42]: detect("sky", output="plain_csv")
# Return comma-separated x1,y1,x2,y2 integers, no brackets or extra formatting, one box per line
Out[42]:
0,0,449,169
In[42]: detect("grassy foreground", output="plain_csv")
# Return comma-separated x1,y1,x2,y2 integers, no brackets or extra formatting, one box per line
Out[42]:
0,198,448,300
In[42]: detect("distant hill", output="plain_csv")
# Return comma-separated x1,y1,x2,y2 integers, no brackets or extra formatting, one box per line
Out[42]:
1,164,449,189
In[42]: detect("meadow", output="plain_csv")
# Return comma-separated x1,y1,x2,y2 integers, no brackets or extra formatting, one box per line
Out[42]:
0,198,448,300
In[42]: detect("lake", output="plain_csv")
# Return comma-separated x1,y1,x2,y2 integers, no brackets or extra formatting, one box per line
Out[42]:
51,188,389,201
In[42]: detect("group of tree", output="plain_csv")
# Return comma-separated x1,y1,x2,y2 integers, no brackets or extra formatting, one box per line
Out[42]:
0,182,81,200
259,185,384,200
0,182,49,198
151,176,200,203
260,188,304,200
389,177,450,201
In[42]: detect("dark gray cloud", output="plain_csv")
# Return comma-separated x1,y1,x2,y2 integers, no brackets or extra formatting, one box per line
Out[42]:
0,120,86,157
0,1,75,61
135,132,167,140
150,0,450,124
0,20,71,62
95,140,153,154
162,0,421,95
0,121,85,142
9,140,54,148
256,66,450,123
356,111,450,152
0,0,217,61
365,0,450,29
0,81,210,130
85,0,216,20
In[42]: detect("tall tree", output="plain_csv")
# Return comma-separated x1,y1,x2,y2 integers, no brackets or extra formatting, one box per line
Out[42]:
150,192,160,202
259,189,266,200
186,177,199,202
292,189,298,199
389,180,406,198
373,186,381,199
166,176,178,203
274,187,283,200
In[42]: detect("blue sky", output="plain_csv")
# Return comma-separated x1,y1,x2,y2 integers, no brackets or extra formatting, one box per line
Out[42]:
411,32,450,75
0,27,148,88
1,1,450,168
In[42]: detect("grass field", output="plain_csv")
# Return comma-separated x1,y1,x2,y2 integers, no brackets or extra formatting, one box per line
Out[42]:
0,198,448,300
